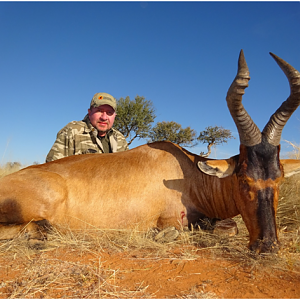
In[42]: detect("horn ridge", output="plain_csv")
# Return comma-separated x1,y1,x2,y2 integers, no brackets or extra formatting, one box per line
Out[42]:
262,53,300,146
226,50,262,146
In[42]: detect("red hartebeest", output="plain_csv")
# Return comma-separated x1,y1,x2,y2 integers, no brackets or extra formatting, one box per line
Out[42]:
0,50,299,253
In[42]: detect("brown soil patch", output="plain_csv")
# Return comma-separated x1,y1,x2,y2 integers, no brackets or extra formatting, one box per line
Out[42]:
0,231,300,299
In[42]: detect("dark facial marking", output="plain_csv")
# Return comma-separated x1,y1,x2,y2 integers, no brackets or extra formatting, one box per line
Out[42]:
246,138,282,181
257,187,277,239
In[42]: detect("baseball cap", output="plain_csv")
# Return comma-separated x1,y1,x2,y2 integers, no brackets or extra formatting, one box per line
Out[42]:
90,92,117,110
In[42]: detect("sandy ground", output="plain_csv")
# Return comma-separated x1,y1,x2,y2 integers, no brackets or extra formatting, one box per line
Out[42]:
1,242,300,299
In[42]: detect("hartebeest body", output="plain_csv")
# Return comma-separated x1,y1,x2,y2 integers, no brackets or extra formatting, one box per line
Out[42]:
0,51,300,253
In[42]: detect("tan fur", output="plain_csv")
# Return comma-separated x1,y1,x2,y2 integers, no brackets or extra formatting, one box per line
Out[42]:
281,159,300,177
0,142,240,239
198,158,237,178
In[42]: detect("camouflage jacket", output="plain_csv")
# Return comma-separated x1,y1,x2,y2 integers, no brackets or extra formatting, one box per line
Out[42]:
46,115,128,162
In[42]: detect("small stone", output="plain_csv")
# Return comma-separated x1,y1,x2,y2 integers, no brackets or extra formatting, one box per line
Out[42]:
154,227,180,243
213,218,238,237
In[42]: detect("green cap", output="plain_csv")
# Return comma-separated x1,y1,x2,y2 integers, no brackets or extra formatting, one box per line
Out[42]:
90,92,117,110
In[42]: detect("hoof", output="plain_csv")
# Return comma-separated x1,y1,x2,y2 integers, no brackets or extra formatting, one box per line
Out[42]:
27,239,47,250
249,239,280,254
213,218,238,237
154,226,179,243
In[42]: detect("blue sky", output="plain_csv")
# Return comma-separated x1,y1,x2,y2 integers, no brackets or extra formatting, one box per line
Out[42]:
0,1,299,165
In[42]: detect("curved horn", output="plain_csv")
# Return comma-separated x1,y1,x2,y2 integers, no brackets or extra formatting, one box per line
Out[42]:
226,50,262,146
262,53,300,146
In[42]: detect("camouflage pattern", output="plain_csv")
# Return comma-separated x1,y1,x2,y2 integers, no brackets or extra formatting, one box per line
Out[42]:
46,115,128,162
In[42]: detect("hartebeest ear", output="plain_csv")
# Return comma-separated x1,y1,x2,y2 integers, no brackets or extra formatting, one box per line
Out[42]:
197,158,237,178
280,159,300,178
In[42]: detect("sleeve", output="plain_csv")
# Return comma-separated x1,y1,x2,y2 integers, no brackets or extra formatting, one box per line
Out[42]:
119,137,129,152
45,127,75,162
114,130,129,152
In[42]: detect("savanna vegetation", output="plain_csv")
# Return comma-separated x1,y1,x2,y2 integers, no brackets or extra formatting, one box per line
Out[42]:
114,96,233,155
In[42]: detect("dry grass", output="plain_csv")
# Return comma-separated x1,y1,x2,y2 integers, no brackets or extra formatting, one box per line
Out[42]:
0,162,23,178
0,226,159,298
284,140,300,159
277,173,300,256
1,256,131,299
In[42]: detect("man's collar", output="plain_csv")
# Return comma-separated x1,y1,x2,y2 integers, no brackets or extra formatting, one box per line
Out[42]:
83,114,95,132
98,129,113,138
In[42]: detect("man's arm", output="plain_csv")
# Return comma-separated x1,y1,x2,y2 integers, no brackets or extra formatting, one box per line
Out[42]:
111,129,129,153
46,128,75,162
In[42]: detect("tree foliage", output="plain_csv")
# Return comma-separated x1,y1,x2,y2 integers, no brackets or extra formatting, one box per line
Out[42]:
113,96,156,146
149,121,197,147
197,126,234,157
113,95,233,155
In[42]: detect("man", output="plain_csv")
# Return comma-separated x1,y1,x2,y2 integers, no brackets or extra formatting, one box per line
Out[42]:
46,92,128,162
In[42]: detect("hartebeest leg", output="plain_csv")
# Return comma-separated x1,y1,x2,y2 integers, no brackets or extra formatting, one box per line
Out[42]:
0,220,50,248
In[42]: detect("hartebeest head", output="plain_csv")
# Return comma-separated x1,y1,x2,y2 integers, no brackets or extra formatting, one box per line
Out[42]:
227,50,300,253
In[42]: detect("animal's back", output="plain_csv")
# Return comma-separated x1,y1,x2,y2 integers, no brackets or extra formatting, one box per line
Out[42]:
0,142,192,230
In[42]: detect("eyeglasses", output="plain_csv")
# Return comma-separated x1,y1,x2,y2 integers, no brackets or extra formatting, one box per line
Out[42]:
97,109,115,117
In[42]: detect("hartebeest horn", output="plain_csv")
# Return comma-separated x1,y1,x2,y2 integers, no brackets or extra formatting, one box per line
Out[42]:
262,53,300,146
226,50,262,146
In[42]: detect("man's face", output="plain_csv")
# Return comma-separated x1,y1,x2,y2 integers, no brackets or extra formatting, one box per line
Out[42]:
88,104,116,136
